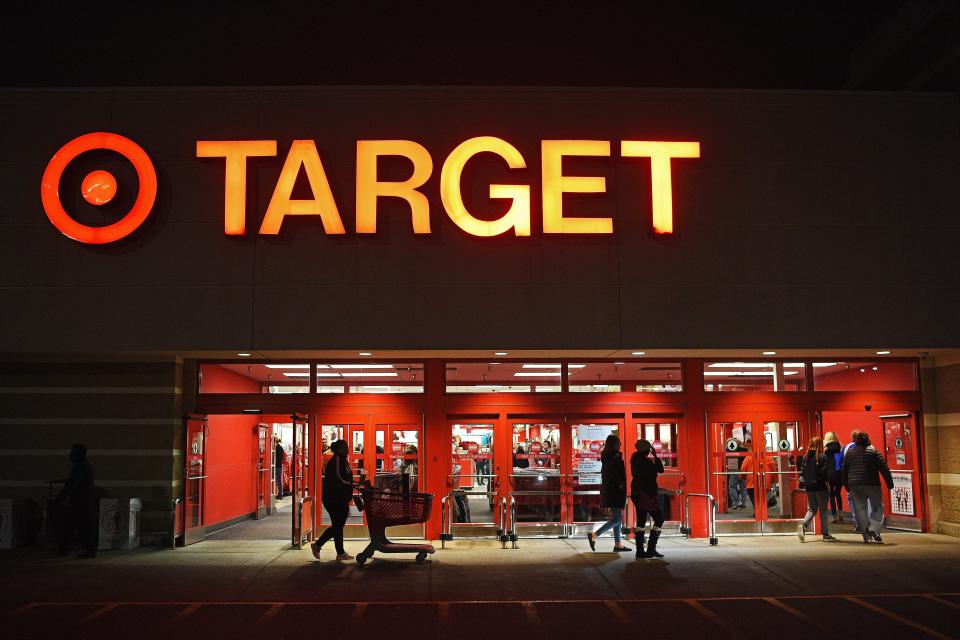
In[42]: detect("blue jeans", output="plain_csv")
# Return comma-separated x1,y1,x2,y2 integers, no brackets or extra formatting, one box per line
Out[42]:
728,475,746,508
847,490,872,528
595,507,623,544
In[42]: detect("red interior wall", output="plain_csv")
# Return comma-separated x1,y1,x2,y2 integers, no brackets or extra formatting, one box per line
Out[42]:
821,411,884,449
814,363,916,391
200,363,260,393
202,365,261,527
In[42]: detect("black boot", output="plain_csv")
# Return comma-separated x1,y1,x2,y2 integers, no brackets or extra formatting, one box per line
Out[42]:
644,530,664,558
634,532,645,559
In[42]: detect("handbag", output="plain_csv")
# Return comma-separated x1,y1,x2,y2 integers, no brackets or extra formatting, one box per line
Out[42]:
766,487,778,508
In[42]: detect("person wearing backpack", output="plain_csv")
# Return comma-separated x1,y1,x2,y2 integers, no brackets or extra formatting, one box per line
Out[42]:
798,436,835,542
823,432,844,524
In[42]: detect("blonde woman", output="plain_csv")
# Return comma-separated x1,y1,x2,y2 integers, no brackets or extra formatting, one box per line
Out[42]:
798,436,835,542
823,432,844,523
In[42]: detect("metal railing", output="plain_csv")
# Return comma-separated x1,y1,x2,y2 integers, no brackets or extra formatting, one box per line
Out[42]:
498,495,518,549
681,492,718,545
440,495,453,548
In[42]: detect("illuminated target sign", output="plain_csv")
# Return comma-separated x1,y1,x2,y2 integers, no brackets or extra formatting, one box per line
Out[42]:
40,132,157,244
41,132,700,244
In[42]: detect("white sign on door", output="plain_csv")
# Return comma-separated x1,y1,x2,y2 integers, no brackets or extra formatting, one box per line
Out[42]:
890,472,914,516
577,424,614,485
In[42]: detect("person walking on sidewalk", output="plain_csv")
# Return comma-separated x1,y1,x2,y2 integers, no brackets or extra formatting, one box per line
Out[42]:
798,436,835,542
311,439,355,561
842,429,873,532
588,435,631,553
56,444,97,558
823,432,844,524
630,439,666,559
842,432,894,544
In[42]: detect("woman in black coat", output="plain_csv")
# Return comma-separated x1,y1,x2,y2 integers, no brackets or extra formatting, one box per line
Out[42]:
631,439,665,559
311,440,356,561
587,435,631,552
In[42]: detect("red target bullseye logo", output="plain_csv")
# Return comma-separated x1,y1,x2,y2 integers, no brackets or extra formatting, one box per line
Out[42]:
40,132,157,244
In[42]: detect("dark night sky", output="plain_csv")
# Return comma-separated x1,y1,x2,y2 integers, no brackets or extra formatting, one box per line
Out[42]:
1,2,911,88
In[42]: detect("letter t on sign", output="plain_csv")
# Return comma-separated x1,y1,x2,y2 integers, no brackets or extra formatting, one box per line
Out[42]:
196,140,277,235
620,141,700,234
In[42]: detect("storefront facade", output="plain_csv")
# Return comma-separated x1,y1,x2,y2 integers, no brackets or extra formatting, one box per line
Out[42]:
0,87,958,544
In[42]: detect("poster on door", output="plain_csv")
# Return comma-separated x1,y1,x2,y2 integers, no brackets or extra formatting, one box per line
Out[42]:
577,425,614,485
890,471,914,516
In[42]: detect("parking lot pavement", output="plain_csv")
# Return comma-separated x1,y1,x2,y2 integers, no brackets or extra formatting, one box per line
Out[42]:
2,533,959,638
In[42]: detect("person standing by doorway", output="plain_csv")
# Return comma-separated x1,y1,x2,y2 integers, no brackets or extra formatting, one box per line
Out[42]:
588,435,631,553
274,435,285,500
631,439,666,559
823,432,844,523
56,444,97,558
311,439,355,561
726,439,747,510
843,432,894,543
798,436,835,542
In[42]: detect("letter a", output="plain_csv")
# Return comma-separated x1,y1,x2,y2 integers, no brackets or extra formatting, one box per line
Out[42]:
259,140,345,235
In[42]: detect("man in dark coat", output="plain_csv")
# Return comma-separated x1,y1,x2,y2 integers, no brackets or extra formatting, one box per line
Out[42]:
842,432,894,543
274,437,285,499
57,444,97,558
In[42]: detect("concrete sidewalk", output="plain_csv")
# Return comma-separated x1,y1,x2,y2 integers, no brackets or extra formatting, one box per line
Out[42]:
2,532,959,604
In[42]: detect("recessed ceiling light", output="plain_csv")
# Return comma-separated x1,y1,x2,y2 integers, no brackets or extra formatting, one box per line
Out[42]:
614,362,625,365
631,351,646,356
876,350,891,355
762,351,776,355
872,366,878,371
358,352,373,356
237,353,252,357
495,352,508,356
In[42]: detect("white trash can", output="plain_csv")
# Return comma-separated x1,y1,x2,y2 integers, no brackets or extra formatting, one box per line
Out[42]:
98,498,141,550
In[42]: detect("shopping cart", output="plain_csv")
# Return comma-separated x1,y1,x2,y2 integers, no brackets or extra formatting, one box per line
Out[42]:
356,484,436,565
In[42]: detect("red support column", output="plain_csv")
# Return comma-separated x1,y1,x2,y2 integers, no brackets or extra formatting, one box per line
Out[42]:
683,359,710,537
423,359,446,540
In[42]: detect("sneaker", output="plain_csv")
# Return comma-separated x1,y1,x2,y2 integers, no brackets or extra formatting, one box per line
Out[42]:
613,545,632,553
797,524,806,543
310,541,322,560
870,531,883,543
336,553,354,561
587,533,596,551
822,534,836,541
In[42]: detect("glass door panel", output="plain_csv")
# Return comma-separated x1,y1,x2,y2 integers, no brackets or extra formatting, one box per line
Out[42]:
760,420,805,531
450,423,497,536
374,421,423,537
882,414,922,531
375,424,421,492
183,415,207,546
635,421,683,529
570,421,622,534
291,414,312,548
510,422,563,535
255,424,271,519
711,420,758,533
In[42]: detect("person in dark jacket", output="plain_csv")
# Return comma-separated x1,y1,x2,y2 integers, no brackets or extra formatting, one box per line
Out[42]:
56,443,97,558
514,445,529,469
842,432,894,543
798,436,835,542
311,439,355,561
588,435,631,552
823,432,844,523
274,437,286,499
630,439,665,559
